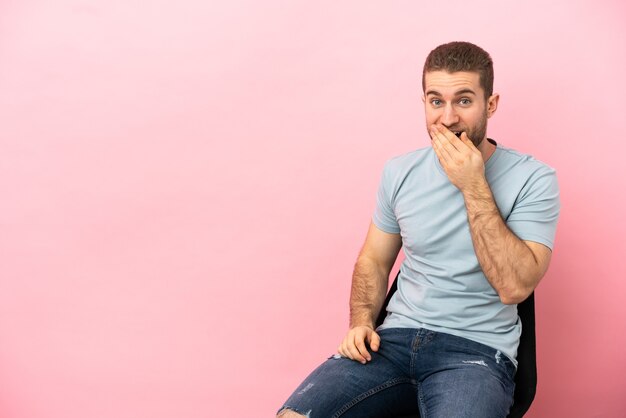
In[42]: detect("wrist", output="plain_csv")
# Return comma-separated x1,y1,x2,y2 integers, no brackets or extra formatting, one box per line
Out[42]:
460,174,489,197
462,180,500,218
349,318,375,330
353,324,374,329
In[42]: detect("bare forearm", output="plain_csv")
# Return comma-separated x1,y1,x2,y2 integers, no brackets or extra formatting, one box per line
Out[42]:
339,223,401,363
463,181,540,304
349,255,389,328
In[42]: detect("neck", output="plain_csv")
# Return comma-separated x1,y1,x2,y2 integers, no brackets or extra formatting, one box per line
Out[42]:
478,137,496,162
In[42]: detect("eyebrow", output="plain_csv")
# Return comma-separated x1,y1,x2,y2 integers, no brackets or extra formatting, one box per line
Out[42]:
425,88,477,97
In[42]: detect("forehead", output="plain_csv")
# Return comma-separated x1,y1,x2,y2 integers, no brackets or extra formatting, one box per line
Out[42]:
424,71,483,96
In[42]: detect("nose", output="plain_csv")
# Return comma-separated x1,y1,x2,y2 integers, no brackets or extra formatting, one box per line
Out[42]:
439,104,459,128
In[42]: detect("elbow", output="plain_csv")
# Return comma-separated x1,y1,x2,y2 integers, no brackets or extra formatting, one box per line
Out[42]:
498,285,534,305
496,269,544,305
499,293,527,305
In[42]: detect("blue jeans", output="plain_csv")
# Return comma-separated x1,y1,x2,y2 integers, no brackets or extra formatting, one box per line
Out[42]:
278,328,516,418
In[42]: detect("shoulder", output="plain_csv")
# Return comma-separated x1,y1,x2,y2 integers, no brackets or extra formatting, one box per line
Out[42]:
489,145,558,194
490,144,560,203
492,145,557,177
382,146,433,175
377,147,435,192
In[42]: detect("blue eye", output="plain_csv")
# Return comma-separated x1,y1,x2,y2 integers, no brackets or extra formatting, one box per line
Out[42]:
431,99,442,107
459,98,471,105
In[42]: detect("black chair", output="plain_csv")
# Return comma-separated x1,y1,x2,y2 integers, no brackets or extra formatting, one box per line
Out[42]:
375,272,537,418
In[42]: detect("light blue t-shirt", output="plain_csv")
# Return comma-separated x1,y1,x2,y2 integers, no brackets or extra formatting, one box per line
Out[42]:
374,141,560,365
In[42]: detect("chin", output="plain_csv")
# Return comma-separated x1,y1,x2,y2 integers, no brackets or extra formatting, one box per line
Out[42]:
472,137,484,147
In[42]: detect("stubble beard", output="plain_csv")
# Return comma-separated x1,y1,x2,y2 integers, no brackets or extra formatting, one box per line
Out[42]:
467,111,487,148
467,110,488,147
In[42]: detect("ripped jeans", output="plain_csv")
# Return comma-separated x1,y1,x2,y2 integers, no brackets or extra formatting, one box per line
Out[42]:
278,328,516,418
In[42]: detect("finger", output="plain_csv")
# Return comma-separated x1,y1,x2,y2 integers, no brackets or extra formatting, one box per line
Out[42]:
460,132,478,151
337,343,346,358
435,125,467,152
368,331,381,352
431,126,455,155
347,333,368,364
339,338,353,360
431,127,454,163
355,331,372,362
431,125,452,145
431,135,450,170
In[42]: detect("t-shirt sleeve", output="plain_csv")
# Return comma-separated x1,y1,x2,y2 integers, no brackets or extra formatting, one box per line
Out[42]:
506,166,560,250
372,162,401,234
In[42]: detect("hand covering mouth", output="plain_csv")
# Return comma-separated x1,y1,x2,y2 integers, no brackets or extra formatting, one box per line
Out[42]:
446,127,463,137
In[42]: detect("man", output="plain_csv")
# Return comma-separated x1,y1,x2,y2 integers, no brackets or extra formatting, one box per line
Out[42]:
277,41,560,418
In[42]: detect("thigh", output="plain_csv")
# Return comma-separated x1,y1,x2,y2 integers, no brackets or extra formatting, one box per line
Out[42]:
416,334,516,418
278,330,419,418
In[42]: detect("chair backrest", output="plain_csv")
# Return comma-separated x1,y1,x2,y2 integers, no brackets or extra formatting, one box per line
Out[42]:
375,272,537,418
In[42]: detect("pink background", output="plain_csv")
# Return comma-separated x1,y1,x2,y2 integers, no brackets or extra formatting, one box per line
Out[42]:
1,1,625,417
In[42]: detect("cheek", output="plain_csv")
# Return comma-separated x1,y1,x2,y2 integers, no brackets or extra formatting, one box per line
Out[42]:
424,109,439,123
462,110,484,125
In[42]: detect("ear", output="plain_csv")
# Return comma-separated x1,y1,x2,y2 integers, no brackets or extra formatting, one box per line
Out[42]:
487,93,499,118
421,95,426,104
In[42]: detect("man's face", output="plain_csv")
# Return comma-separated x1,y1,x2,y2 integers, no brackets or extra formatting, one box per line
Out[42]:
422,71,497,147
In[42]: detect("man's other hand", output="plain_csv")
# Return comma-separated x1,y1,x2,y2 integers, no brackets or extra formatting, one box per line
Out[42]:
337,325,381,364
